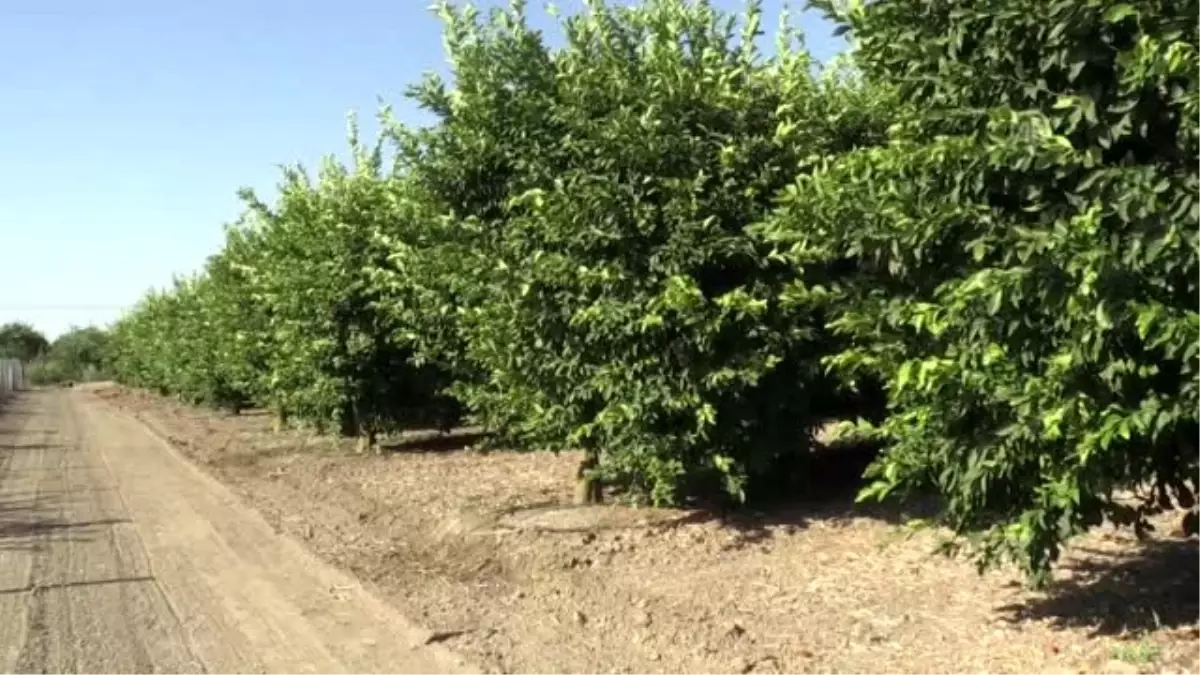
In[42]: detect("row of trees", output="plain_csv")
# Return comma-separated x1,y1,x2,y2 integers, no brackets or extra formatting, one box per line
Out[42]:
107,0,1197,583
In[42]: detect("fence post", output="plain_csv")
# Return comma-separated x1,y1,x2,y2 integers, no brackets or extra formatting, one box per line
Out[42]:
0,358,25,397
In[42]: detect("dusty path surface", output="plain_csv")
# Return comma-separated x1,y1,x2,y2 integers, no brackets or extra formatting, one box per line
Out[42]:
86,385,1199,675
0,389,474,674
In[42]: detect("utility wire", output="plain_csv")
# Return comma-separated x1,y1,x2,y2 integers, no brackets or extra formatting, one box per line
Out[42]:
0,305,126,310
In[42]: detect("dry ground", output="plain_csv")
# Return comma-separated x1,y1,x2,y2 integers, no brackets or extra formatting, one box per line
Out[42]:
89,384,1199,674
0,388,470,674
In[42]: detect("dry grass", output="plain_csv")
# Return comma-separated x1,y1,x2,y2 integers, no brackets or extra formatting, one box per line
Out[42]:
93,385,1199,675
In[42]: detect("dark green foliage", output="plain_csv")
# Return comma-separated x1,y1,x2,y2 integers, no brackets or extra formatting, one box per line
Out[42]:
757,0,1198,583
104,0,1196,584
0,322,49,362
235,119,460,439
384,0,893,503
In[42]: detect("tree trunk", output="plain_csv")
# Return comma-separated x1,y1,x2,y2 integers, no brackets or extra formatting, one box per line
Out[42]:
339,399,358,438
272,409,289,433
574,452,603,505
354,426,380,454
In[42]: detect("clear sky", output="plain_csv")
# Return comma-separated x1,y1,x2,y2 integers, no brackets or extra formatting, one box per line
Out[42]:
0,0,843,340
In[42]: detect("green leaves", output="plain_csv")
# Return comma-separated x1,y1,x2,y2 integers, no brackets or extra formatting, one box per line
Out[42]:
389,0,895,502
770,0,1199,583
0,323,49,362
31,327,111,385
110,116,459,435
108,0,1195,585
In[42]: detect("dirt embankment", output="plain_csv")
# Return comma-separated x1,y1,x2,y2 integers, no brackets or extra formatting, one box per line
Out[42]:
91,385,1199,675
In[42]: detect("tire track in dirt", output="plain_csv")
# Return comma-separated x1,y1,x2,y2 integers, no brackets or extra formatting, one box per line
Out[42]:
0,390,202,673
0,390,476,674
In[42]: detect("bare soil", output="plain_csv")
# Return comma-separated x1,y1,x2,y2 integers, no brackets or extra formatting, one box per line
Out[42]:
0,388,470,674
89,385,1199,675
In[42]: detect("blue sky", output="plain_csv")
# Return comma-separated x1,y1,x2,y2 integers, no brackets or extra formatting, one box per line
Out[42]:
0,0,843,340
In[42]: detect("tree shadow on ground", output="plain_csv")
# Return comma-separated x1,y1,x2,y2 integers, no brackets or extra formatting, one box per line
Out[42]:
0,574,158,596
378,428,489,454
0,494,118,553
997,536,1199,636
0,391,41,428
663,440,941,544
221,409,273,418
0,443,65,452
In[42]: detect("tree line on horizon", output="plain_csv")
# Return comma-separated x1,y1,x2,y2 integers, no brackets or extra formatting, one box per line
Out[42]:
93,0,1196,585
0,321,110,385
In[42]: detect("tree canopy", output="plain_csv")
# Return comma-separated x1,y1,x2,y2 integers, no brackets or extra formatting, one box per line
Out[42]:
104,0,1198,584
0,322,49,363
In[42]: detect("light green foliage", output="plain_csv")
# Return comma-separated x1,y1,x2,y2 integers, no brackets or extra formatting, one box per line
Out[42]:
105,0,1195,584
236,115,457,436
107,276,230,404
27,326,111,385
110,118,457,433
758,0,1198,582
388,0,893,502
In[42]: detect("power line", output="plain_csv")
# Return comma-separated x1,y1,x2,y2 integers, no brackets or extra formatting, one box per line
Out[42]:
0,305,126,310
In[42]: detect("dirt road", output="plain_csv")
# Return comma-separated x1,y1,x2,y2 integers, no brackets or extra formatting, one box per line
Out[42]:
0,389,474,674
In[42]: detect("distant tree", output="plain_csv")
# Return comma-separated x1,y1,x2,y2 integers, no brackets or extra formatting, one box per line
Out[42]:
0,322,50,362
48,326,111,379
26,326,111,385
